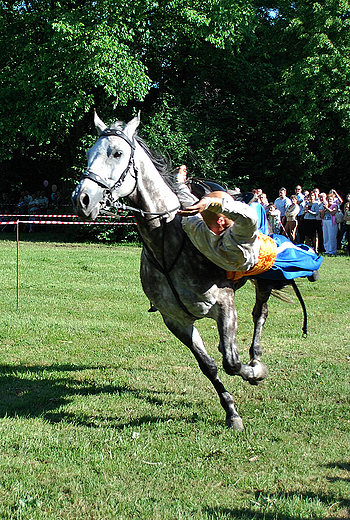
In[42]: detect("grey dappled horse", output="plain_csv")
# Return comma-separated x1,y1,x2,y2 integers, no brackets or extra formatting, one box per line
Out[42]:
72,113,289,430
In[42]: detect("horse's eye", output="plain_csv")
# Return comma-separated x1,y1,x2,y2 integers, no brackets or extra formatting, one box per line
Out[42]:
114,151,122,159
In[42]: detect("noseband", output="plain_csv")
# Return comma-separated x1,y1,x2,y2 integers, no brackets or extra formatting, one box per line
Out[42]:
82,128,137,192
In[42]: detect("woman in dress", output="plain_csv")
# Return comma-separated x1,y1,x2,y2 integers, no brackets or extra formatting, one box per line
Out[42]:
320,193,338,255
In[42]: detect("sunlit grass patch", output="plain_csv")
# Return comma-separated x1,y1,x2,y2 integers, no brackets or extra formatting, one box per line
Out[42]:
0,237,348,519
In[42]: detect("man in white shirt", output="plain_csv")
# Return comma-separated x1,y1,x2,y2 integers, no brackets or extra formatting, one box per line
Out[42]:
274,187,291,224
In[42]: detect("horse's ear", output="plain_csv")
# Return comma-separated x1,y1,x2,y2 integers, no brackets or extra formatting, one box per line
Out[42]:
124,112,140,138
94,110,107,135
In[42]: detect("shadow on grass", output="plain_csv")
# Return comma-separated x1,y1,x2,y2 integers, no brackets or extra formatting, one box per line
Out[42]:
326,462,350,483
0,363,195,428
203,488,350,519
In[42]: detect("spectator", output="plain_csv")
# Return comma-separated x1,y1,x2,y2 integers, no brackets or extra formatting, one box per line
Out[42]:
28,194,39,214
312,187,320,200
23,191,33,212
266,203,281,234
17,196,26,215
37,191,48,213
320,192,338,256
312,188,326,253
1,193,12,211
295,185,306,243
304,191,319,251
258,193,269,210
28,193,39,233
50,185,62,210
329,189,343,207
294,185,305,203
274,187,291,225
284,194,299,242
342,193,350,256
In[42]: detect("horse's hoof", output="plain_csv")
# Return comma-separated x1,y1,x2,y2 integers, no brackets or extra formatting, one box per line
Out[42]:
248,360,269,385
226,417,244,430
307,270,319,282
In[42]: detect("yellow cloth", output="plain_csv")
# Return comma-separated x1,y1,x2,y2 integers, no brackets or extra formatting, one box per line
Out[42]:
227,232,277,281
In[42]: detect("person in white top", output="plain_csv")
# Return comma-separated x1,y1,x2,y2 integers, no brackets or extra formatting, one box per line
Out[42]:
174,165,259,272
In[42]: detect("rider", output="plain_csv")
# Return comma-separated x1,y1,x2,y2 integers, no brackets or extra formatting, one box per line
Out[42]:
175,166,322,282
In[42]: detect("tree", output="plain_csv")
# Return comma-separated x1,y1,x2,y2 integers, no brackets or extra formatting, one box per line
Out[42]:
0,0,258,191
245,0,350,193
1,0,350,198
0,0,150,188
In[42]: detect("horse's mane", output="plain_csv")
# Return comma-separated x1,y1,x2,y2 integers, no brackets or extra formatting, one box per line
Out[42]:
110,120,179,195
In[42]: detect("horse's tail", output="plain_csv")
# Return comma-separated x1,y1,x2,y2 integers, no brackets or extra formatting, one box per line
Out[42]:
290,279,308,337
270,286,293,303
272,281,308,336
250,278,308,336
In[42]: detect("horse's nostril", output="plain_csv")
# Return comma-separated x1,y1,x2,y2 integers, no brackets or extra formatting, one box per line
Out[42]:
81,193,90,208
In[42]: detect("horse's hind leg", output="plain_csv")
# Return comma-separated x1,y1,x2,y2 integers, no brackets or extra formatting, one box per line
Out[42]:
247,281,272,385
214,293,268,385
162,316,244,430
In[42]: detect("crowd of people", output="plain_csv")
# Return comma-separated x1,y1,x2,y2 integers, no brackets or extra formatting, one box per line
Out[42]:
0,179,349,254
252,185,350,256
0,184,63,232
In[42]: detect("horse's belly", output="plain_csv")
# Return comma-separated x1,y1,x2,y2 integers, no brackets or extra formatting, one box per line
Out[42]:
141,267,231,319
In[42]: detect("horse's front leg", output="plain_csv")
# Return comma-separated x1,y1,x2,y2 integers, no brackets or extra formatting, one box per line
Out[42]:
162,315,244,430
214,288,268,385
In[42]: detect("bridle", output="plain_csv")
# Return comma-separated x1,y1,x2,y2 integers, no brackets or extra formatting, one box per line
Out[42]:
81,127,179,218
82,128,137,193
79,125,194,316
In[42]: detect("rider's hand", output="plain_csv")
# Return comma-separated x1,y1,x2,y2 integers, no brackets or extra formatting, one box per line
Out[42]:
174,165,187,184
177,199,207,216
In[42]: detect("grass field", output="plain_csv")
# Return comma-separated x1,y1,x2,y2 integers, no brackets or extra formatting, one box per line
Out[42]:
0,232,349,519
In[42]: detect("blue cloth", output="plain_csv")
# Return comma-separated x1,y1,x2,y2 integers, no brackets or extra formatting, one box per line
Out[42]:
250,203,323,281
251,202,270,234
256,234,323,280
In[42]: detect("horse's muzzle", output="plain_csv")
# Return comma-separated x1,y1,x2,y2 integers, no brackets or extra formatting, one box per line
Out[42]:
72,182,101,220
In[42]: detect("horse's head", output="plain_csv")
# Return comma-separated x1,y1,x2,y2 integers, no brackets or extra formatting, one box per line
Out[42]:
72,112,140,219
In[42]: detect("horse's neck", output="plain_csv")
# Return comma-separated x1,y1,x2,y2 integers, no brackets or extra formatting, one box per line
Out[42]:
126,149,182,260
128,151,179,230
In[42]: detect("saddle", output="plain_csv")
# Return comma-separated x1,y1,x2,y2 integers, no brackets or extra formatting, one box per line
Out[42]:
186,178,228,199
186,178,255,205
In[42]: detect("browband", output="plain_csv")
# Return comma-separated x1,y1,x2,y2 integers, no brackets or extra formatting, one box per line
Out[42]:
99,128,135,149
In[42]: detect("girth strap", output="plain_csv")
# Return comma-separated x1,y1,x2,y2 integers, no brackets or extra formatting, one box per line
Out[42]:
142,219,197,319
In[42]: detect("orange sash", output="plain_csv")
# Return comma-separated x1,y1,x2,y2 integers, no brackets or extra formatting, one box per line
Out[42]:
227,233,277,281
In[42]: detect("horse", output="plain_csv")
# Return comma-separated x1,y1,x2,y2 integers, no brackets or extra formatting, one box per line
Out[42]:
72,112,299,430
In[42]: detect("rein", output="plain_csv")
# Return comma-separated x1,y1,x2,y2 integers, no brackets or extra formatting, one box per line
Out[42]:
112,201,180,219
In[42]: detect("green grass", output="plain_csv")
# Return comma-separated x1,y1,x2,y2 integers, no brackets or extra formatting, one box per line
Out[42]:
0,233,349,519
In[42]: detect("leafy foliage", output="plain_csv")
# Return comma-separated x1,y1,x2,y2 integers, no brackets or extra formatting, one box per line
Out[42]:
1,0,350,199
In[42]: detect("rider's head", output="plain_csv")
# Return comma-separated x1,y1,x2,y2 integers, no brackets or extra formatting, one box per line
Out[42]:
201,191,234,235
